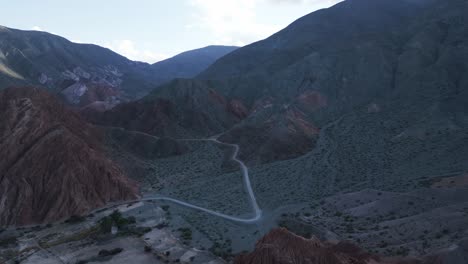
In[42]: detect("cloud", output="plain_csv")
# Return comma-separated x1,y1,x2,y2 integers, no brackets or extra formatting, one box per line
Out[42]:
267,0,305,3
187,0,342,46
103,40,169,63
267,0,341,4
28,26,165,63
188,0,281,46
31,26,43,31
30,25,59,35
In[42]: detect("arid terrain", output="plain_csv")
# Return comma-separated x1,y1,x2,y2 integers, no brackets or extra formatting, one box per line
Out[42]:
1,0,468,263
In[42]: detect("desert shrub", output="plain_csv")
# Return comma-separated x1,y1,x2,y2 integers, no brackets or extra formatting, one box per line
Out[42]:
127,216,136,224
395,246,409,256
144,245,152,252
0,236,17,247
99,210,137,233
110,210,130,228
155,222,169,229
99,216,114,233
98,248,123,257
178,227,193,240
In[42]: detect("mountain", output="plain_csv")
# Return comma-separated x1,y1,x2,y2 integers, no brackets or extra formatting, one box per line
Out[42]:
1,0,467,261
85,0,468,259
0,26,237,108
0,87,138,226
151,45,238,80
92,0,468,164
0,26,158,104
85,79,246,138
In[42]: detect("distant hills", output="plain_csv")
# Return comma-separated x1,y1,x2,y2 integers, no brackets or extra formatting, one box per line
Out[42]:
151,45,238,80
0,26,237,107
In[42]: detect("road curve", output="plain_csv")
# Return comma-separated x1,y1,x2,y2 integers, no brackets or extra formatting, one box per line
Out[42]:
101,127,263,223
141,196,261,223
143,136,262,223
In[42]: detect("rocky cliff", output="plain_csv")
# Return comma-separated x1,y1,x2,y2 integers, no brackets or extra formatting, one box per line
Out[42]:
0,87,138,226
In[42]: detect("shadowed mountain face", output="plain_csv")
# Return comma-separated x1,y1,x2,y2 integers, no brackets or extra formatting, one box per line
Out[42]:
197,0,467,111
0,87,138,226
85,79,245,138
0,27,237,108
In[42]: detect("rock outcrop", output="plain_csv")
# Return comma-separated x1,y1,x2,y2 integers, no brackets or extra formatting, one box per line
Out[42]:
235,228,441,264
220,106,320,164
0,87,138,226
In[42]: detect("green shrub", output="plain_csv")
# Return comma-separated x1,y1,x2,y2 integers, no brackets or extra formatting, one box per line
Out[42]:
178,227,193,240
99,216,114,233
99,210,137,233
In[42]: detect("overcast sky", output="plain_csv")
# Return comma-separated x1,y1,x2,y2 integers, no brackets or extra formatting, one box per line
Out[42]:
2,0,343,63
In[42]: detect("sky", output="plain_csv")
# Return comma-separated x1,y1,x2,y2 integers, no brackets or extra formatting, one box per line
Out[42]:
1,0,343,63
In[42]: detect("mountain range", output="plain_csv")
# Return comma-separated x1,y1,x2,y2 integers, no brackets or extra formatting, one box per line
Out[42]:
0,25,237,107
92,0,468,165
0,0,468,263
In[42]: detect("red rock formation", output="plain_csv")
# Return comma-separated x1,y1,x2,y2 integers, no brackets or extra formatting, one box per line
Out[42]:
228,99,249,119
297,90,328,111
208,88,227,105
251,97,275,114
0,87,138,226
79,83,119,107
220,106,319,164
84,98,178,137
235,228,441,264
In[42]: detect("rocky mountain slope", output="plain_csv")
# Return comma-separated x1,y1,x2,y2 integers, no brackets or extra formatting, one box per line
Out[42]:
0,26,236,108
0,26,156,104
235,228,445,264
0,87,138,226
87,79,246,138
196,0,468,117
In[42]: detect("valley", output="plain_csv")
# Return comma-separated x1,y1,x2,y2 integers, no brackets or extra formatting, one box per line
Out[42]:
1,0,468,263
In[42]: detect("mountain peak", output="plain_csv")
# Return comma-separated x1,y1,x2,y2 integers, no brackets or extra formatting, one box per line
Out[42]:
0,25,10,32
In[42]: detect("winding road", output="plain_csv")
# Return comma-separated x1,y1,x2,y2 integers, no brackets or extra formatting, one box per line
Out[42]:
105,127,263,224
